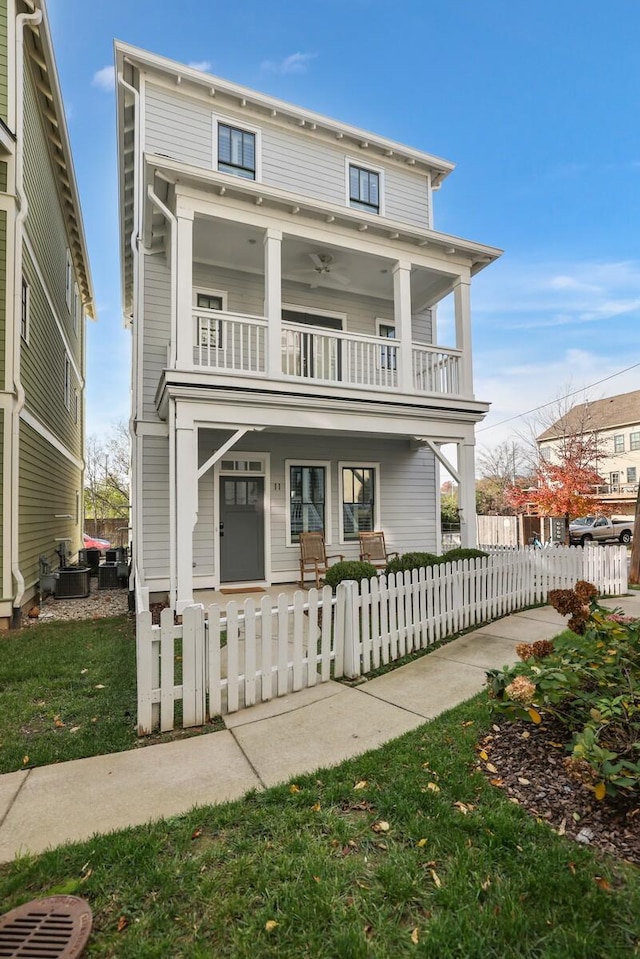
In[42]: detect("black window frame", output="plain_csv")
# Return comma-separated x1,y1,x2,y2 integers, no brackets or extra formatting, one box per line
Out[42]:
349,164,380,214
341,465,376,541
218,123,256,180
289,465,326,543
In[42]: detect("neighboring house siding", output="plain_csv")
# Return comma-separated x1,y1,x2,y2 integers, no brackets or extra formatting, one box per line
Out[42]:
23,63,80,360
19,419,81,590
0,160,7,192
21,246,81,454
0,0,7,124
144,84,430,227
0,408,3,588
0,209,5,389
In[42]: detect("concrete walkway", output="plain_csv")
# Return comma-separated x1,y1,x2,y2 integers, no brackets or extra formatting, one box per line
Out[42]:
1,595,639,864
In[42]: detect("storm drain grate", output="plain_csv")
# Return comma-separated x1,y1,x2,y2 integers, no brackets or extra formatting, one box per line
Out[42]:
0,896,92,958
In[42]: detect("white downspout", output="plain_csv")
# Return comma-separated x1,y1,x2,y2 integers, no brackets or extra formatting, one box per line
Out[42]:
11,7,42,622
146,184,178,606
117,70,142,593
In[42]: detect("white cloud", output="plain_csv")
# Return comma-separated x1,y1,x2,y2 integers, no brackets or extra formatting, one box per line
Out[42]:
260,52,316,75
92,65,115,92
188,60,212,73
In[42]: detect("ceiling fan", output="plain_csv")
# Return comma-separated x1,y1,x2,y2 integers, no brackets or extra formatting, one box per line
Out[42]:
290,252,350,288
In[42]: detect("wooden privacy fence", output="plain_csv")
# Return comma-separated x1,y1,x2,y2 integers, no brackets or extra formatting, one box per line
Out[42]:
136,545,628,734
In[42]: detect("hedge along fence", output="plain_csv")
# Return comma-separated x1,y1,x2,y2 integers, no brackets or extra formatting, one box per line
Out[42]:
135,545,628,733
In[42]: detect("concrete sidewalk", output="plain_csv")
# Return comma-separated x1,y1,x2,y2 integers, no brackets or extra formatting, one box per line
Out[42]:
1,595,638,864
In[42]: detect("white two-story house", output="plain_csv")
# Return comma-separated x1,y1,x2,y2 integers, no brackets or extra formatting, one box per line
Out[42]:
115,42,501,612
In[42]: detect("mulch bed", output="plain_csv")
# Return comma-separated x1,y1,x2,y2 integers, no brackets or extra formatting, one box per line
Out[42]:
479,716,640,866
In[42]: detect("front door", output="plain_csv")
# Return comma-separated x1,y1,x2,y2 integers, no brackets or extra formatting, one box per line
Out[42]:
219,476,265,582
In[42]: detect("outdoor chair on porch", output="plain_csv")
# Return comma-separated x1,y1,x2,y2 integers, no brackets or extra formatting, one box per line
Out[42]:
358,531,398,570
299,532,344,588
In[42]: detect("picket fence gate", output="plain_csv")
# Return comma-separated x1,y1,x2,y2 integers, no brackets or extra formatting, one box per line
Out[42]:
135,544,628,734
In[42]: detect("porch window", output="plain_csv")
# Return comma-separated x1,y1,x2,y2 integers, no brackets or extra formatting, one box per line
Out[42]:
341,465,377,541
377,320,396,370
218,123,256,179
628,467,637,483
288,464,327,543
195,290,225,348
349,164,380,214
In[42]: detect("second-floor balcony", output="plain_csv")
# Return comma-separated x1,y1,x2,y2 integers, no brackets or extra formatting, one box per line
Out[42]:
191,307,462,396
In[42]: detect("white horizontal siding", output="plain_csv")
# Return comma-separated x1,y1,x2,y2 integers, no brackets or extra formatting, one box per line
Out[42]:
143,83,430,227
142,434,170,577
145,83,212,167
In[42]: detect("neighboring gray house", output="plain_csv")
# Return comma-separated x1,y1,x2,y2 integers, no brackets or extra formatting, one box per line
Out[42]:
0,0,94,627
115,42,501,612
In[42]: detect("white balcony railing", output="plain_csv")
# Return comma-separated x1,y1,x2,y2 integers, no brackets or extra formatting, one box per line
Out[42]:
191,310,464,397
194,309,267,373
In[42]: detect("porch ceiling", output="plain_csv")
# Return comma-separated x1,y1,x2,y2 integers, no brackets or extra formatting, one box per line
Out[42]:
192,215,454,305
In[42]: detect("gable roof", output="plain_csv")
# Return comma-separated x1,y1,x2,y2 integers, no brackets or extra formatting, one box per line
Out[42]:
537,390,640,442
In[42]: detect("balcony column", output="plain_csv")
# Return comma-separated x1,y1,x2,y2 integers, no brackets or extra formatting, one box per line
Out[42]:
453,276,473,396
457,439,477,548
264,228,282,378
392,260,414,393
175,204,194,369
175,407,198,613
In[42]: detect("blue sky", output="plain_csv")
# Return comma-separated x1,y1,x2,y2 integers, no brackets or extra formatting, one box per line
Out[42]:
47,0,640,450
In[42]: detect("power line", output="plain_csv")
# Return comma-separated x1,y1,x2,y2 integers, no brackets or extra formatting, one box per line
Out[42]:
477,361,640,434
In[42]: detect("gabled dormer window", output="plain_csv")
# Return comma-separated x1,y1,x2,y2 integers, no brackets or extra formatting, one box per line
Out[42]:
217,122,256,180
348,162,382,214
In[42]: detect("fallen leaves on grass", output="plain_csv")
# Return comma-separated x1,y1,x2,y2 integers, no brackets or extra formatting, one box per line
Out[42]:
371,820,390,833
265,920,278,932
117,916,128,933
411,927,420,944
354,780,368,790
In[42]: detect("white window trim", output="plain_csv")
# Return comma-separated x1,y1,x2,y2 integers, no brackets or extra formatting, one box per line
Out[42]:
212,113,262,182
630,431,640,451
73,282,80,334
345,156,385,216
285,459,332,548
338,461,381,545
65,249,72,311
74,388,79,424
63,354,71,410
20,276,30,343
282,303,347,328
613,434,625,452
194,287,228,348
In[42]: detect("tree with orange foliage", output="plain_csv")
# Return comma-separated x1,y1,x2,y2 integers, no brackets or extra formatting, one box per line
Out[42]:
505,395,611,543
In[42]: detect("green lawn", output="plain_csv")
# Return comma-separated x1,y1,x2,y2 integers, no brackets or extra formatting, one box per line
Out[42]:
1,696,638,958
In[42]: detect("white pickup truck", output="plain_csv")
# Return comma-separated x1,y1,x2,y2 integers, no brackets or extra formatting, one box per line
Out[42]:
569,515,633,546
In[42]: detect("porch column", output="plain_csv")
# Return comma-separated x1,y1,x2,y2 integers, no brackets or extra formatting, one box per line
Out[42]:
458,439,477,548
175,414,198,613
264,228,282,378
393,260,414,393
453,276,473,397
175,204,194,369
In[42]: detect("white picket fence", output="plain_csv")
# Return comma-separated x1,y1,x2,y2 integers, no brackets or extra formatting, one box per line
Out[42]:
135,545,628,734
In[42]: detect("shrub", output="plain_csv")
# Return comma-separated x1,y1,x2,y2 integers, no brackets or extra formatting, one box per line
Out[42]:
385,552,440,576
442,547,488,562
323,560,377,591
487,582,640,800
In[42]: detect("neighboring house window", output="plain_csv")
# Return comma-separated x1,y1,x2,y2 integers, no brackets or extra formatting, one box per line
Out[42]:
287,462,329,545
20,276,29,341
630,431,640,451
194,289,226,348
65,249,72,310
539,447,551,462
614,434,625,453
217,123,256,179
340,464,378,541
628,467,637,483
348,163,380,214
63,355,71,410
73,283,80,334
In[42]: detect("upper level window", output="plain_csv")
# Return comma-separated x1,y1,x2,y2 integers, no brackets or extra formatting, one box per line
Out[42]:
613,434,625,453
20,276,29,341
65,250,72,310
630,431,640,451
218,123,256,179
194,289,227,348
539,447,551,462
348,163,381,214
